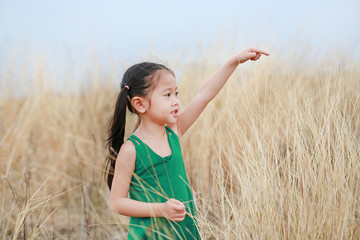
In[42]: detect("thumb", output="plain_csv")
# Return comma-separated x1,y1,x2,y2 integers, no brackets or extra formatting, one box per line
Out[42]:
174,202,185,211
170,199,185,208
248,52,257,58
169,198,183,205
169,198,184,207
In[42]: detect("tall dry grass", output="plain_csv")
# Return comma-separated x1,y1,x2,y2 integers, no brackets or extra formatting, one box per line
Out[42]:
0,50,359,239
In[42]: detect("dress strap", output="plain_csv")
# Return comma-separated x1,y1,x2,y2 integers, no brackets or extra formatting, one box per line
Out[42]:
128,134,142,146
165,126,178,138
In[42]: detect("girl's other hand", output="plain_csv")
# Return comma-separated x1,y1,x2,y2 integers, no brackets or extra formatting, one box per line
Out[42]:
236,47,270,64
161,198,186,222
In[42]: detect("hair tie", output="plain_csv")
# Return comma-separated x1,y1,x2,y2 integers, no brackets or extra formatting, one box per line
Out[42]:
124,85,130,90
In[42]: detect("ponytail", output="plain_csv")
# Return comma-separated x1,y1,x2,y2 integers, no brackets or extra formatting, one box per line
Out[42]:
104,87,129,190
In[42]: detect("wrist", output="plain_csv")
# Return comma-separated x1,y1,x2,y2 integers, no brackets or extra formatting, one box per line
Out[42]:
227,56,240,67
154,202,165,217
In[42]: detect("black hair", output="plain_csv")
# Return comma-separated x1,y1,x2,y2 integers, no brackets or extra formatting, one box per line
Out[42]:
104,62,174,190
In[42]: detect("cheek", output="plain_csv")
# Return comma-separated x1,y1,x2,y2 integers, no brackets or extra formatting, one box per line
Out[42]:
148,97,163,111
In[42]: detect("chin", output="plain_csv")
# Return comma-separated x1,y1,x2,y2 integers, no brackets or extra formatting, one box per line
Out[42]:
167,119,177,124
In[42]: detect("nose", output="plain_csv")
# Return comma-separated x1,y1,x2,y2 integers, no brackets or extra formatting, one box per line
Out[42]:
172,95,179,106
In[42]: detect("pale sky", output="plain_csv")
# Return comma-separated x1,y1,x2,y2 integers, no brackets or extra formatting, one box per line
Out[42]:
0,0,359,74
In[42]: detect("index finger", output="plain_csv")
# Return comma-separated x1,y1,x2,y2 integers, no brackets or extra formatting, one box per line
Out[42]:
250,48,270,56
169,199,183,205
173,203,185,211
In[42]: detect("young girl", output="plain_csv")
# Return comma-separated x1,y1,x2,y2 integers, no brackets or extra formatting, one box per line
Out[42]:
105,47,269,239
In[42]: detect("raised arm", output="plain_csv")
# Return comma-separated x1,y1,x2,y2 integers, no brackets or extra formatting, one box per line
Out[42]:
174,47,269,137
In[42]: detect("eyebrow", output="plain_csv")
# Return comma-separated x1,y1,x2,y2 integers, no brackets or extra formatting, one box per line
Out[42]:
161,87,178,92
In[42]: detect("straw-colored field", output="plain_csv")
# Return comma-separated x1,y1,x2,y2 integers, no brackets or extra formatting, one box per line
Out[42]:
1,51,359,239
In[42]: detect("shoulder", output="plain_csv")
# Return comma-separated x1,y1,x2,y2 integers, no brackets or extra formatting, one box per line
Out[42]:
115,140,136,169
120,140,136,154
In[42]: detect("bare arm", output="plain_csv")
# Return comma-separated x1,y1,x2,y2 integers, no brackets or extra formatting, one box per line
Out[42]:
174,47,269,137
109,141,186,221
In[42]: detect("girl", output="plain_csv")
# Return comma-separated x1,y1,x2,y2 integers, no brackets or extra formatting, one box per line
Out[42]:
105,47,269,239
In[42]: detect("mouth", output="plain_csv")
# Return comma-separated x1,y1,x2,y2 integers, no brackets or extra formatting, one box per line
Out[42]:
171,109,179,115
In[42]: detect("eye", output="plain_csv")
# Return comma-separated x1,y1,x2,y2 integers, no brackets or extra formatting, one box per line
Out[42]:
164,93,171,97
175,91,179,96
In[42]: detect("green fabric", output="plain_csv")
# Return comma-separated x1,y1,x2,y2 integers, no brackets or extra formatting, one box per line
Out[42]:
127,126,201,240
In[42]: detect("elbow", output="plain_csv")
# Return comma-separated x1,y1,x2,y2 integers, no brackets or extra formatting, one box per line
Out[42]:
109,199,118,213
109,195,131,215
109,196,124,214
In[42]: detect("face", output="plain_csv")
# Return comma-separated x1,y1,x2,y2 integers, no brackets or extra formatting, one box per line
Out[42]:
145,70,180,125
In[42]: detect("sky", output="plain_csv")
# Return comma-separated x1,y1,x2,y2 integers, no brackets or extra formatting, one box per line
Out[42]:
0,0,359,79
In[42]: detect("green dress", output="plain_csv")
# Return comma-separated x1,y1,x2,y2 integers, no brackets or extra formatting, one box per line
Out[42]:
127,126,201,240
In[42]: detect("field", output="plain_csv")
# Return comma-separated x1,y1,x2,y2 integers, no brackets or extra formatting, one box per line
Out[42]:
1,50,359,239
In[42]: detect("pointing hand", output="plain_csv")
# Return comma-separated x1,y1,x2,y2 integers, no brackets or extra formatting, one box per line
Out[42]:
235,47,270,64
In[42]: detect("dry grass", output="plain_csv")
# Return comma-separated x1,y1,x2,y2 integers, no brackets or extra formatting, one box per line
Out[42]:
0,50,359,239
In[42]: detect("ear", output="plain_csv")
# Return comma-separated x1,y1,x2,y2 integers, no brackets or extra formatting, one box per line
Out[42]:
131,96,148,114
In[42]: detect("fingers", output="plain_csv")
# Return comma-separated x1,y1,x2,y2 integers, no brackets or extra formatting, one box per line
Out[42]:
169,198,185,211
236,46,269,64
248,52,257,58
249,47,270,56
172,211,186,221
173,202,185,211
251,53,261,61
173,216,186,221
169,198,182,205
166,198,186,221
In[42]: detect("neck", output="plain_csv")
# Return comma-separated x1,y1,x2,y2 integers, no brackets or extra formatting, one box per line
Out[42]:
134,118,166,139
